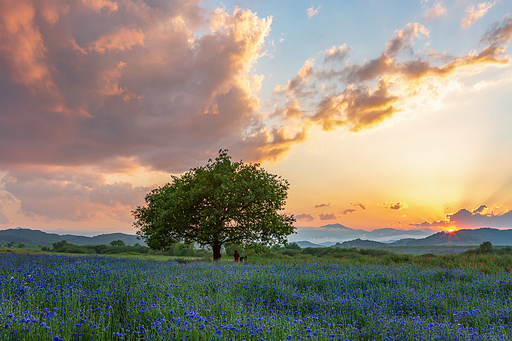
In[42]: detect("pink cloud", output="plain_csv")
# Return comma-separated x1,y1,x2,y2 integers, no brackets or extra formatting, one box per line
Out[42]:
1,167,149,223
0,0,286,175
423,2,447,22
0,207,9,224
307,6,321,19
461,2,496,29
87,27,146,54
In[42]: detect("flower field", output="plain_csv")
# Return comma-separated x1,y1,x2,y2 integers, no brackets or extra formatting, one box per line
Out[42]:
1,253,512,340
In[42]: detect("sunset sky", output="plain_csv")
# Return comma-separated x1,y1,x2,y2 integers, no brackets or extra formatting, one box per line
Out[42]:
1,0,512,241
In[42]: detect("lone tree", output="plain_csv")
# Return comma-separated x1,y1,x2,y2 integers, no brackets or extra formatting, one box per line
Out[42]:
110,240,126,247
133,150,295,260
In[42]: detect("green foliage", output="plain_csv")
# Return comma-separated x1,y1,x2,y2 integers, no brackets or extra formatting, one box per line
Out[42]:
478,241,493,254
110,239,126,246
52,240,69,251
285,242,301,250
133,150,296,260
18,243,25,248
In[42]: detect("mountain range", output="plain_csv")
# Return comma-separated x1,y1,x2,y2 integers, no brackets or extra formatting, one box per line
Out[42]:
2,226,512,249
294,227,512,248
292,223,436,245
0,228,142,246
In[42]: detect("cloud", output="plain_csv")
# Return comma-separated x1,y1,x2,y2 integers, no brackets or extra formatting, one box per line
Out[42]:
274,58,315,95
461,2,496,29
481,14,512,45
472,204,487,213
81,0,118,13
307,5,321,19
1,167,149,223
322,44,351,64
315,203,330,208
423,2,447,22
87,27,146,54
0,0,315,178
352,202,366,210
380,202,409,210
273,19,510,135
342,208,356,215
411,205,512,228
295,213,314,222
0,207,9,224
319,213,336,220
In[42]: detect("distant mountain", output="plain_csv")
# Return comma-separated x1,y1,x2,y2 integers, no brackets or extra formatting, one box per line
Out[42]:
295,241,323,248
318,241,337,247
292,224,435,243
390,228,512,246
332,228,512,248
0,228,143,246
333,239,386,248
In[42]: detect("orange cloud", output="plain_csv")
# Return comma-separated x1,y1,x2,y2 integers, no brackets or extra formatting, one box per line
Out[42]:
461,1,496,29
0,0,53,90
352,202,366,210
380,202,409,210
88,27,146,54
81,0,118,13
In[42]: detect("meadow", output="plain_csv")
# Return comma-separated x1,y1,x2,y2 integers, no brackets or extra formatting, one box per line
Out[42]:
1,252,512,340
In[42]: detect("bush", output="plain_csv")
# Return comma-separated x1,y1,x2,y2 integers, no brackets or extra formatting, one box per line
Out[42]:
285,242,301,250
478,241,493,254
279,248,300,257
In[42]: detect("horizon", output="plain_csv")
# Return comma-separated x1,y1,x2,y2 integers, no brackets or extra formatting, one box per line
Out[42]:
1,0,512,240
3,225,512,245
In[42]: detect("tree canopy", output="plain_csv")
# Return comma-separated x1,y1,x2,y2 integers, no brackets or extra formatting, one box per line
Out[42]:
133,150,296,260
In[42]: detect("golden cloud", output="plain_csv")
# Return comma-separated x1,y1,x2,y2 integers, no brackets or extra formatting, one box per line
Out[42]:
272,18,511,137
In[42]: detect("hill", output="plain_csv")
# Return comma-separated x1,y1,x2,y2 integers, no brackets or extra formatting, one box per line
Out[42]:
291,224,435,243
295,241,323,248
332,228,512,248
0,228,143,246
333,239,386,248
390,228,512,246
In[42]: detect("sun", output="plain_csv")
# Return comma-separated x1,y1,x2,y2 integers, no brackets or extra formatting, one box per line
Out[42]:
448,229,455,233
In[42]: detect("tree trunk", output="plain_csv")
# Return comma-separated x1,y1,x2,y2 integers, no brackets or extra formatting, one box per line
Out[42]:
212,240,222,261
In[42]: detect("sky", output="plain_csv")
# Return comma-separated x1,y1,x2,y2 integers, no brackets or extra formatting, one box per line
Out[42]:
1,0,512,241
